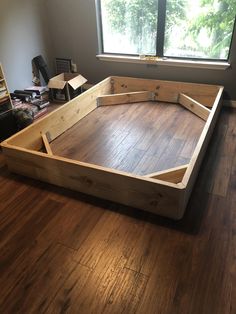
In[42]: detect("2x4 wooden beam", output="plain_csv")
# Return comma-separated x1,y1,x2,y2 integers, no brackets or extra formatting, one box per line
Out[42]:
97,91,155,107
145,164,189,184
41,133,53,155
178,93,211,121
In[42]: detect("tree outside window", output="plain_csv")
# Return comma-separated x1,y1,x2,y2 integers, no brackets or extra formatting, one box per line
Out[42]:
98,0,236,60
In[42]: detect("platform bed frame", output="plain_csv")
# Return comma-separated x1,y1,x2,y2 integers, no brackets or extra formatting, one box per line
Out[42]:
1,77,223,220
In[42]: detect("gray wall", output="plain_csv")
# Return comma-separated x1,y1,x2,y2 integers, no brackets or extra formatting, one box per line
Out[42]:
45,0,236,99
0,0,52,91
1,0,235,98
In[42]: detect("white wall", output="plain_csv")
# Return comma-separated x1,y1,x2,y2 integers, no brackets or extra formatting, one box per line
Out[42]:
0,0,52,91
45,0,236,99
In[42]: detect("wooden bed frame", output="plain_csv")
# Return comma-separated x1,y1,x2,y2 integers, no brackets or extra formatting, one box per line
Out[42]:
1,76,223,219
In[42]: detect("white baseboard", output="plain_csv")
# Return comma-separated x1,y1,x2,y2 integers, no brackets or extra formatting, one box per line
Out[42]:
224,100,236,108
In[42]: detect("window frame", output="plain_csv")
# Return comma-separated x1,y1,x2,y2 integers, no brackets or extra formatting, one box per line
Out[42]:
95,0,235,67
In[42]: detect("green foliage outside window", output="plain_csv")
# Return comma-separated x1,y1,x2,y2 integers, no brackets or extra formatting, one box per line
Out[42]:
101,0,236,59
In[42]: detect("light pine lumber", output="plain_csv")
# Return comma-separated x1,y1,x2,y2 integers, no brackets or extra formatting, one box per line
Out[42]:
97,91,155,106
41,133,53,155
1,76,224,220
181,87,224,209
112,76,221,107
1,145,186,220
178,93,211,121
144,164,188,184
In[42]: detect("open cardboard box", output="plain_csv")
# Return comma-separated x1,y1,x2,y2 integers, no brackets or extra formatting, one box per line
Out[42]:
48,73,87,101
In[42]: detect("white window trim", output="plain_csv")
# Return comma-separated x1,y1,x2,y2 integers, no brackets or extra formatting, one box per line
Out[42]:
96,54,230,70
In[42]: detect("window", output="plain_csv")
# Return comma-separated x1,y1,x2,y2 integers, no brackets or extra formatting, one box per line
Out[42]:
96,0,236,61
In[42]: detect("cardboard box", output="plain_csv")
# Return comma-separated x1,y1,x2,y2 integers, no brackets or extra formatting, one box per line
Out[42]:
48,73,87,101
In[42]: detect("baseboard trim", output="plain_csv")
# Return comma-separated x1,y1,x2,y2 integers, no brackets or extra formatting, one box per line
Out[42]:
224,100,236,108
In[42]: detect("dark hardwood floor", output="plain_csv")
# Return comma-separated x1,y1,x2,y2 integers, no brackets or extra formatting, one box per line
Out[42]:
51,102,204,174
0,106,235,313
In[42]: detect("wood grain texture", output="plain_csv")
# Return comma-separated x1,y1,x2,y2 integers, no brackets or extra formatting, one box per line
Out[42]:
181,87,224,209
5,77,111,150
51,102,204,176
1,77,222,221
145,164,188,184
41,133,53,155
97,91,154,106
2,144,184,219
178,93,211,121
112,76,221,107
0,148,6,168
0,107,235,314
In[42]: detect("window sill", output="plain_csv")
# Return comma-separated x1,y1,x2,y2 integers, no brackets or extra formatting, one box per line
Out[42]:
96,54,230,70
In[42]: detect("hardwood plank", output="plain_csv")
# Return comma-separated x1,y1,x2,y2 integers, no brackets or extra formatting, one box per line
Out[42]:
136,234,192,314
185,196,232,314
1,243,77,313
106,132,147,173
0,151,6,168
37,198,104,250
210,156,232,197
51,102,203,177
125,222,166,276
174,156,190,168
80,129,130,165
132,154,162,176
0,198,63,273
0,107,235,314
0,187,49,248
178,93,211,121
73,211,124,268
176,116,205,160
0,241,53,306
136,126,159,151
73,210,144,269
103,268,148,314
152,137,185,171
0,182,27,209
0,198,65,303
112,148,146,173
45,264,92,313
69,211,145,313
195,117,228,194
